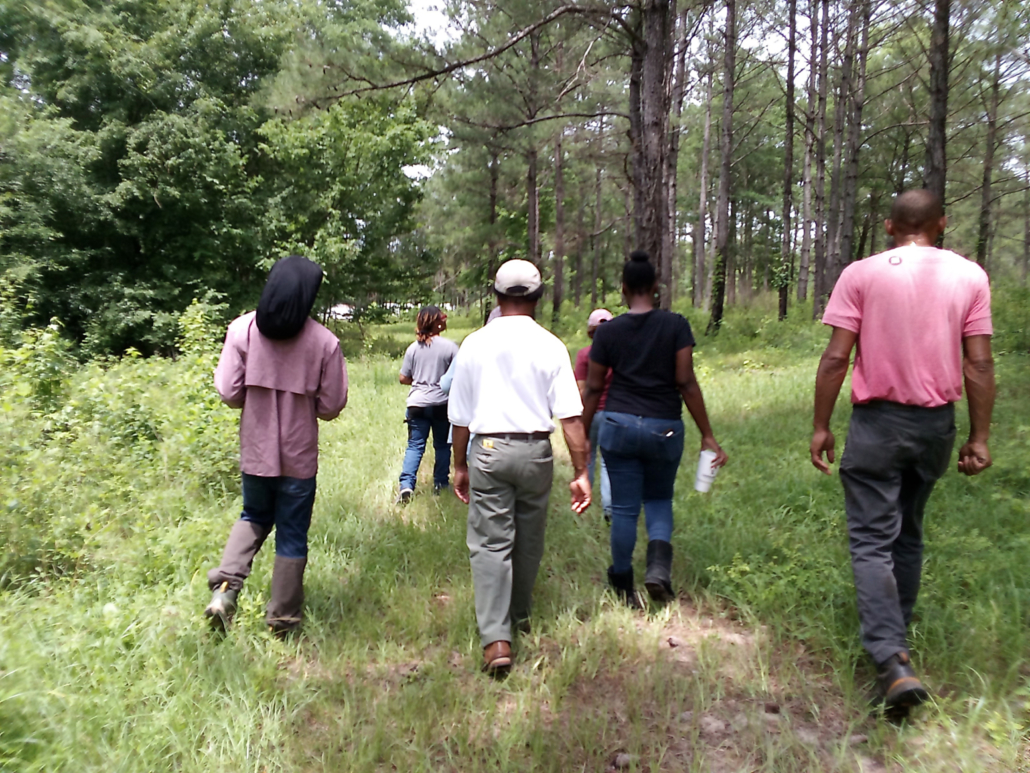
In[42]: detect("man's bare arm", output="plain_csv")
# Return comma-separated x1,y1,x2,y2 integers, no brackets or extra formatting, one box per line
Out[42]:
452,425,471,504
399,373,413,385
560,416,591,514
958,334,995,476
811,327,857,474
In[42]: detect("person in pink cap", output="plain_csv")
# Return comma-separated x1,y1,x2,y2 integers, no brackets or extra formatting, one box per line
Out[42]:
574,309,614,522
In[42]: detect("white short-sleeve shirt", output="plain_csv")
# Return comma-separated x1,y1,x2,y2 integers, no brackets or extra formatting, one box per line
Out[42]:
447,315,583,434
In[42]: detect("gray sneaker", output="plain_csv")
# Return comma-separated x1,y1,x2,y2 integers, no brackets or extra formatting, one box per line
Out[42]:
204,581,239,631
396,488,414,504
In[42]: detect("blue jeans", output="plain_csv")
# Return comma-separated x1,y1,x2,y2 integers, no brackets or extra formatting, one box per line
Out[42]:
599,412,685,574
400,404,451,491
588,410,612,516
241,473,317,558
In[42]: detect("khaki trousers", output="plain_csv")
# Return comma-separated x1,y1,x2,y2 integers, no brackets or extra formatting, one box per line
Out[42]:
466,436,553,647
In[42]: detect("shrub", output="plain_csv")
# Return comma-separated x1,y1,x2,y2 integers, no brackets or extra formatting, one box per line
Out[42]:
0,304,238,586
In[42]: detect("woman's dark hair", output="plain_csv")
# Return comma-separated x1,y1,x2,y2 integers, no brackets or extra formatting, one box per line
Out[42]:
622,250,657,295
416,305,446,344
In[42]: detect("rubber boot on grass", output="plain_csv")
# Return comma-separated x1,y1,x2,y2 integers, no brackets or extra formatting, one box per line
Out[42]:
643,540,675,603
205,520,271,630
607,566,642,610
204,582,239,632
267,556,307,637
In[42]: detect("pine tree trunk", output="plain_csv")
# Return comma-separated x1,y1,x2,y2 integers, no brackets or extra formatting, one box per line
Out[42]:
743,199,754,304
798,0,818,303
485,150,500,325
976,51,1002,268
640,0,675,296
629,22,645,245
836,0,871,279
825,1,856,297
727,196,737,307
811,0,830,319
856,190,878,260
553,126,565,325
592,165,603,305
527,146,539,263
924,0,949,207
575,183,585,307
779,0,797,319
693,56,714,308
1024,165,1030,285
664,6,689,308
707,0,735,333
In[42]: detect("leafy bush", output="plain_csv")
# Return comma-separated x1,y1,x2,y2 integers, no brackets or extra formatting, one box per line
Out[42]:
991,282,1030,355
0,303,238,586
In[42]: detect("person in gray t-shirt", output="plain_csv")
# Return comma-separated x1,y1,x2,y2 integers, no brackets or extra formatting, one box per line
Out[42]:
397,306,458,502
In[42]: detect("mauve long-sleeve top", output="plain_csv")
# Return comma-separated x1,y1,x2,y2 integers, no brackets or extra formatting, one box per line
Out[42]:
214,311,348,479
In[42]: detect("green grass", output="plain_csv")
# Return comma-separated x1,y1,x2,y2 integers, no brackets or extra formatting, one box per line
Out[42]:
2,308,1029,772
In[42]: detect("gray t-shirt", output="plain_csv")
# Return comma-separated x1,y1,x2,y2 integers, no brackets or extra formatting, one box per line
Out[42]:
401,337,459,407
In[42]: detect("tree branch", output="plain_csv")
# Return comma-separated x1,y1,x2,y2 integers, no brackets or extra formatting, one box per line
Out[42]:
317,4,612,103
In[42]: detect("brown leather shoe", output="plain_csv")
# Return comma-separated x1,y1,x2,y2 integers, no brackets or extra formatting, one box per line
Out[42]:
482,640,512,677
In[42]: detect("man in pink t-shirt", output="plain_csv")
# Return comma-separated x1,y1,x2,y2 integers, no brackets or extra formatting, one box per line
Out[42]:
810,190,996,714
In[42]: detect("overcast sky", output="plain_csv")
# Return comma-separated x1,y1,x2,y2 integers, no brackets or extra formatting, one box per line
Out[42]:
405,0,455,46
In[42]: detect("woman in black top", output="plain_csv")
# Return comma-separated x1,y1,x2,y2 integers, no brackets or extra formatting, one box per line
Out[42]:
582,251,727,605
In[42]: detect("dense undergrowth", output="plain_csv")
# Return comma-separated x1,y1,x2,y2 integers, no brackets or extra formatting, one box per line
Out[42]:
1,289,1028,771
0,302,238,585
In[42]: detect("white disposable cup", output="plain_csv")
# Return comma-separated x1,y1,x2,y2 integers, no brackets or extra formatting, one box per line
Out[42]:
694,449,719,493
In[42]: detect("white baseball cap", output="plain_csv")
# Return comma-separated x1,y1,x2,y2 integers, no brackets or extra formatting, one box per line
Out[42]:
494,259,542,297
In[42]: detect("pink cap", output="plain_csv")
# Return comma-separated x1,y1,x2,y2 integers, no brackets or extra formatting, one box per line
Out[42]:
587,309,613,329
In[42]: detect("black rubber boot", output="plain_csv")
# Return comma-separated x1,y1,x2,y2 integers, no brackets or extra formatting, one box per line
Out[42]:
876,651,929,710
644,540,675,603
607,566,642,609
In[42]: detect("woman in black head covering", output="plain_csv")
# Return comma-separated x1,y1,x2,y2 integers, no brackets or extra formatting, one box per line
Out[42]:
204,255,348,636
396,305,458,502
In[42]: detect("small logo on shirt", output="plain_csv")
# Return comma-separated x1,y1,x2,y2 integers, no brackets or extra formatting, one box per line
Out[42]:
889,255,903,266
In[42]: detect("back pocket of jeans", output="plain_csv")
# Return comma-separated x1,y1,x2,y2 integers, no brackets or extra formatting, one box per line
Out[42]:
651,425,685,461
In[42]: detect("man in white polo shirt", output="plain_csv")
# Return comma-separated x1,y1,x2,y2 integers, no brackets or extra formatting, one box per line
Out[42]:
449,259,591,676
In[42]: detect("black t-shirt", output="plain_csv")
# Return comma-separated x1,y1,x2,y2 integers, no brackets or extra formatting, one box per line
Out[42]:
589,309,696,419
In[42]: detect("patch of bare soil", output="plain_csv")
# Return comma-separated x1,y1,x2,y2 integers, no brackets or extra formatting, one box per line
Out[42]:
565,600,894,773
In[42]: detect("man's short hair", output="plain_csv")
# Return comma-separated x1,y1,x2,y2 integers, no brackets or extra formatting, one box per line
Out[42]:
890,189,944,233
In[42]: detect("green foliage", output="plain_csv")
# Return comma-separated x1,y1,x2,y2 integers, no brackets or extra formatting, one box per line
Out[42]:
0,0,435,354
990,282,1030,354
260,98,437,316
0,312,237,586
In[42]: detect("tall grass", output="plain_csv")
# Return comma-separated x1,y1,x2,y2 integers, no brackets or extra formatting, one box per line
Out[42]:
1,301,1028,772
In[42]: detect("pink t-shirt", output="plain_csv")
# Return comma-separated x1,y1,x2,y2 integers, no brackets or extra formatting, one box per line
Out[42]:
822,245,992,408
214,312,348,478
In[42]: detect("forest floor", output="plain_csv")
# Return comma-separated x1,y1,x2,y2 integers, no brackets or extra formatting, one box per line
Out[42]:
2,312,1030,772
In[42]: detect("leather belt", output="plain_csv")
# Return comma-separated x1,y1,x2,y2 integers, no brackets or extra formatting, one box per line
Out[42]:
479,432,551,441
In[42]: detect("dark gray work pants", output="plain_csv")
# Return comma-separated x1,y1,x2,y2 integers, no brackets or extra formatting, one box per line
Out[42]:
839,401,956,666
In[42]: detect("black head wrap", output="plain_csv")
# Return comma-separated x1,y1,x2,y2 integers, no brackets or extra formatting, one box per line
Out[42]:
255,255,324,340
